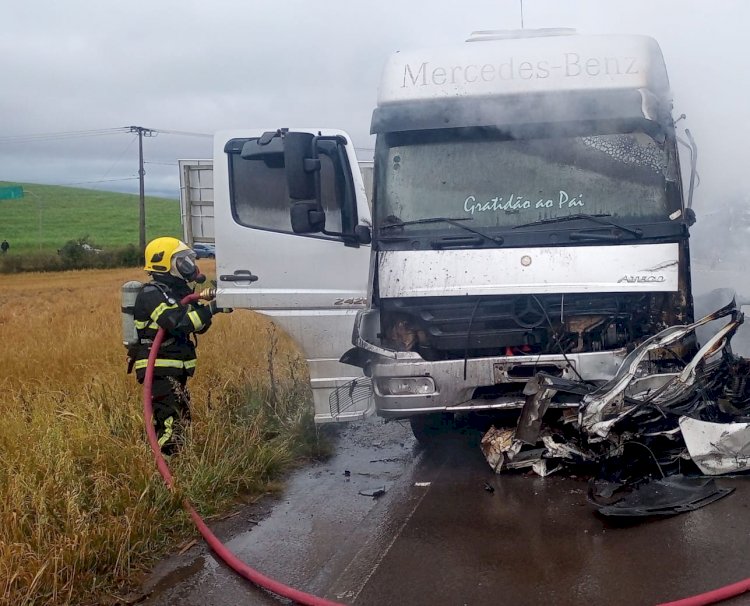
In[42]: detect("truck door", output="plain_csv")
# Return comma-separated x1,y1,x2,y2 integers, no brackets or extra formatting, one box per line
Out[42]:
213,129,373,422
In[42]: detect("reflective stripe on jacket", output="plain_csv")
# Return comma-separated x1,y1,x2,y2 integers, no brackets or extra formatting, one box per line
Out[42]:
132,276,212,380
133,358,198,371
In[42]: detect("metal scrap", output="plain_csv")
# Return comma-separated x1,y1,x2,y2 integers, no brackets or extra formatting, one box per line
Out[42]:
579,297,741,440
515,375,558,445
679,417,750,475
480,427,520,472
478,296,750,516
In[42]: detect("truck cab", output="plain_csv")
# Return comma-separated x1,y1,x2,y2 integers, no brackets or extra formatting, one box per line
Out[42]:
213,30,695,437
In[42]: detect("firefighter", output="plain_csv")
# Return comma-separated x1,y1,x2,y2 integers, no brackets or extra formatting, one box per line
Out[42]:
131,236,217,454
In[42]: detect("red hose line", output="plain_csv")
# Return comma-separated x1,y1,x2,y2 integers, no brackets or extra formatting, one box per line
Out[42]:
656,579,750,606
143,293,344,606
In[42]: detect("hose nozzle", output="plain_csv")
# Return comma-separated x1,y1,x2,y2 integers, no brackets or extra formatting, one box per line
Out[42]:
198,287,217,301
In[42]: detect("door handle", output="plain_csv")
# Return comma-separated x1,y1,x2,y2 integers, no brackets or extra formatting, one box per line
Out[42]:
220,270,259,282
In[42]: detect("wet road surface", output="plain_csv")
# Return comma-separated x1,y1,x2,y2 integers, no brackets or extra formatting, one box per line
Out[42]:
142,418,750,606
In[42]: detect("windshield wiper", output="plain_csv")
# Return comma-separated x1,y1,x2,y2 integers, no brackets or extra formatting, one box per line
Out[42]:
513,213,642,238
379,217,503,245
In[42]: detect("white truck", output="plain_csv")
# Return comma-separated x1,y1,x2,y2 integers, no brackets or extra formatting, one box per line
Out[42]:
212,30,697,441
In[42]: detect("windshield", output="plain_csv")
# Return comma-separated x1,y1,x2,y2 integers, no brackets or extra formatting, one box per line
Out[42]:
377,130,677,230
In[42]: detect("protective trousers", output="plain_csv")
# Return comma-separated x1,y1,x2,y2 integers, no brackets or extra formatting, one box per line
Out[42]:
151,375,191,455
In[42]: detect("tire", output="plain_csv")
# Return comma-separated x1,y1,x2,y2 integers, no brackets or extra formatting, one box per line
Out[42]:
409,413,455,446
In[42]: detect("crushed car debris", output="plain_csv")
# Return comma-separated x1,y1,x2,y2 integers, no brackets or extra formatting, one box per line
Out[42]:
591,475,734,518
679,417,750,475
480,296,750,516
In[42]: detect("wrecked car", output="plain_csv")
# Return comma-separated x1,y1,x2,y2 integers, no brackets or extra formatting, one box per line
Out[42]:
480,296,750,516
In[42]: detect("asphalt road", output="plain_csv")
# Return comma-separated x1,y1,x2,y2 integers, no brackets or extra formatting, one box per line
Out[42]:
142,417,750,606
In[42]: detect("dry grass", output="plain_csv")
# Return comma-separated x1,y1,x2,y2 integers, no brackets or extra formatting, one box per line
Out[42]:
0,262,320,605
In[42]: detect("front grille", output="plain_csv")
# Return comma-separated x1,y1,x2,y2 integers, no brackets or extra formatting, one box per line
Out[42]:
381,293,650,354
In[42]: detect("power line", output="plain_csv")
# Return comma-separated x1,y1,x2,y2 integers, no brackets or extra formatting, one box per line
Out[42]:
0,125,213,143
62,176,139,186
0,127,130,144
0,126,232,147
154,129,212,138
101,135,138,180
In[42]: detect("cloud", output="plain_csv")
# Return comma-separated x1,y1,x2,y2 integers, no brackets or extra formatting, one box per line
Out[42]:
0,0,748,205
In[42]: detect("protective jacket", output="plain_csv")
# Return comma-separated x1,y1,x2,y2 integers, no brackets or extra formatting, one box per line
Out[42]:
132,273,212,381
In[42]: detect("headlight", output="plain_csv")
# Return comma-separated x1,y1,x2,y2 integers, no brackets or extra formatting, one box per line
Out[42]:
376,376,436,396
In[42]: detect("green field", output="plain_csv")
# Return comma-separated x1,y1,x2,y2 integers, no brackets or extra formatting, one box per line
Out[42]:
0,182,181,253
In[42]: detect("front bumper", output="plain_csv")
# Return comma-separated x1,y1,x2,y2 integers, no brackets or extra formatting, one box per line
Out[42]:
369,349,627,418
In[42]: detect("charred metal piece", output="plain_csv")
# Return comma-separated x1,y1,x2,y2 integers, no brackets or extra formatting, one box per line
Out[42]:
580,298,742,439
515,374,558,445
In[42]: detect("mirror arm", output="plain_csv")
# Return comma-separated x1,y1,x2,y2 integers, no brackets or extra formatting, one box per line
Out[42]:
685,128,698,210
311,136,323,209
319,228,363,247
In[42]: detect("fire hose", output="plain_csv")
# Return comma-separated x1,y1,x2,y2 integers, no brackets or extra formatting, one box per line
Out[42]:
143,291,344,606
143,293,748,606
656,579,750,606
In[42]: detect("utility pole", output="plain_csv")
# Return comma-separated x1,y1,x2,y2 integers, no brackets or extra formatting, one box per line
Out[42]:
520,0,524,29
129,126,156,251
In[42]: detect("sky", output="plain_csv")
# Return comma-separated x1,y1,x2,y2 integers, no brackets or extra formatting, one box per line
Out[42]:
1,0,748,210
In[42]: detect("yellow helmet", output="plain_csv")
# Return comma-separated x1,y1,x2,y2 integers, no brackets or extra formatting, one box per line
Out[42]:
144,237,200,281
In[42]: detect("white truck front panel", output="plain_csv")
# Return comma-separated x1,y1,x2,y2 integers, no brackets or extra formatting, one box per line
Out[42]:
379,34,668,105
379,243,679,298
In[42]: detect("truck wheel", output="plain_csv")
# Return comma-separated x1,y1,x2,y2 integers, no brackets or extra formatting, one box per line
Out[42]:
409,413,454,445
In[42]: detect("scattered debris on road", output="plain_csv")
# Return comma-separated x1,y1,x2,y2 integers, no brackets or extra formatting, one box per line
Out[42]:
177,539,198,556
359,486,387,498
481,296,750,517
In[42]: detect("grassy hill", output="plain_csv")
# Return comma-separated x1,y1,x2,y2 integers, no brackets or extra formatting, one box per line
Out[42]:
0,182,181,253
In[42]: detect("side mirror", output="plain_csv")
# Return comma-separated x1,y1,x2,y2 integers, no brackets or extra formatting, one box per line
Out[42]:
284,132,318,200
290,200,326,233
355,225,372,244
